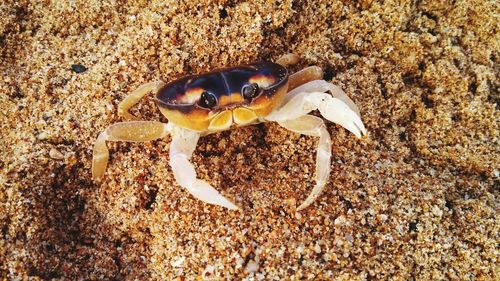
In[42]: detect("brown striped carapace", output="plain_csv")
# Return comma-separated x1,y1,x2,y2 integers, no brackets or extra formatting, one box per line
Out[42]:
156,62,288,131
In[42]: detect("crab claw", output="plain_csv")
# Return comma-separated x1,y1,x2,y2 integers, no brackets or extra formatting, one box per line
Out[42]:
311,93,367,138
266,92,367,139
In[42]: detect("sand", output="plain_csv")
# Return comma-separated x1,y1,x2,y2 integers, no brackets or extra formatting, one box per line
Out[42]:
1,0,498,280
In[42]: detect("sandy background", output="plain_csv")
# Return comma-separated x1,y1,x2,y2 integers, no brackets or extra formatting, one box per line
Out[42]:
1,0,498,280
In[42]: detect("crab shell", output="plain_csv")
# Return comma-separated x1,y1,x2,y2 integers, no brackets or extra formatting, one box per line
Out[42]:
155,62,288,131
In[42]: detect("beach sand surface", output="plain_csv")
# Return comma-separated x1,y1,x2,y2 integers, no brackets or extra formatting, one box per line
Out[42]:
1,0,498,279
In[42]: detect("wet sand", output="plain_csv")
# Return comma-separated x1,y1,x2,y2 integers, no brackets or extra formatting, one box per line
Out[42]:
1,1,498,279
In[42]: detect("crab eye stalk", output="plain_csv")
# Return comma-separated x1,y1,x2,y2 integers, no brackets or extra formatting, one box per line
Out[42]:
198,91,217,108
242,83,259,99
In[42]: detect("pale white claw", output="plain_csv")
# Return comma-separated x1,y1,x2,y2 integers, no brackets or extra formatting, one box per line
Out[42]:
286,80,362,118
296,92,366,138
317,97,366,138
265,80,367,139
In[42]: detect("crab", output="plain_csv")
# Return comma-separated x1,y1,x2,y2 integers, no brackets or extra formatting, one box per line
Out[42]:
92,54,366,211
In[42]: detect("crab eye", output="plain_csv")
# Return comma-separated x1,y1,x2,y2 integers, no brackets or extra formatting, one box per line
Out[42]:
198,91,217,108
242,83,259,99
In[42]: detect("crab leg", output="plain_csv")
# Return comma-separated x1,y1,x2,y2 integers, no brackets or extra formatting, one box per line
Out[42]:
92,121,169,180
288,66,324,91
278,115,332,211
168,125,239,210
118,81,166,120
265,80,367,138
275,53,324,91
276,53,300,66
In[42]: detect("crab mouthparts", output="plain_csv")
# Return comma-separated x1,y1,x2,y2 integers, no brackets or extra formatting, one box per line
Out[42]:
208,107,258,131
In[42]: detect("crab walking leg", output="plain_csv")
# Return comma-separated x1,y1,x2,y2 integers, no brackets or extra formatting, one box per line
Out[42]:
288,66,324,91
168,126,239,210
92,121,169,180
118,81,166,120
276,53,300,66
278,115,332,211
275,53,324,90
